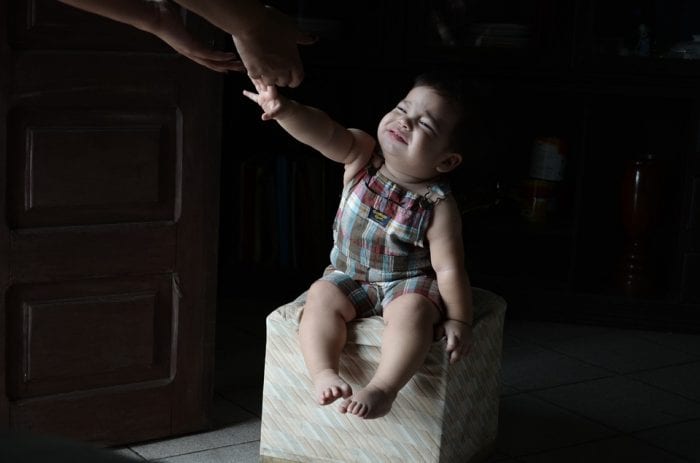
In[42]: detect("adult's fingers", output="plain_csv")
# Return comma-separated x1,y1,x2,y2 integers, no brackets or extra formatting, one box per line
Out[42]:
190,49,240,62
288,67,304,88
274,70,294,88
296,32,319,45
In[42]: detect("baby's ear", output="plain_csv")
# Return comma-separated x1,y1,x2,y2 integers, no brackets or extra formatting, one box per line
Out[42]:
436,152,462,173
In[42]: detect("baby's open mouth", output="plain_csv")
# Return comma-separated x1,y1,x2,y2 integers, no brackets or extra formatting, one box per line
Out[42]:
388,129,407,144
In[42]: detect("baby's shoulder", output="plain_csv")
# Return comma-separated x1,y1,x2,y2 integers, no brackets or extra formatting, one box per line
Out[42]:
428,194,462,232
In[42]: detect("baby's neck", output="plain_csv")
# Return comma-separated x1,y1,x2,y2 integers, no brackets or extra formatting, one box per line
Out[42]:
379,164,442,195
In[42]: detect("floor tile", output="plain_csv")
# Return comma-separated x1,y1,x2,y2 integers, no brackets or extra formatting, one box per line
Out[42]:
540,330,696,373
631,361,700,402
214,332,265,390
502,333,530,350
202,303,700,463
496,393,615,457
500,383,520,397
218,386,264,417
632,331,700,357
211,395,258,427
130,417,260,460
484,452,521,463
516,436,687,463
504,319,614,344
501,338,612,391
634,419,700,462
532,376,700,432
111,447,146,461
153,441,260,463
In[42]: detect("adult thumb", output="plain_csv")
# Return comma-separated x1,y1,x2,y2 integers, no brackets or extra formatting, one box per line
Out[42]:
297,32,319,45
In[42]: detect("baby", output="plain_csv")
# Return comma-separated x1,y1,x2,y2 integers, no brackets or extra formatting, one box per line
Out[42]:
244,72,475,419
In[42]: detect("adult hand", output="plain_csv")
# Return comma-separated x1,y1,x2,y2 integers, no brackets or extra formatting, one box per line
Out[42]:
151,1,245,73
232,6,317,88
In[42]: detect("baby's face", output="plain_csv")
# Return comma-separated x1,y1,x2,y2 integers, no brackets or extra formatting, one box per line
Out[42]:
377,86,459,181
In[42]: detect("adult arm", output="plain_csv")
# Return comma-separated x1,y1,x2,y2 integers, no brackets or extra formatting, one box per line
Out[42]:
174,0,316,87
57,0,244,73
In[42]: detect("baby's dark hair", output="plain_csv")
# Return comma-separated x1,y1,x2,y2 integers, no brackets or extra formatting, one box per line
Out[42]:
412,71,485,158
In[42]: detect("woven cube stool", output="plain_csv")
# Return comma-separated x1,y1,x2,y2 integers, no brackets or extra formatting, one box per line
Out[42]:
260,287,506,463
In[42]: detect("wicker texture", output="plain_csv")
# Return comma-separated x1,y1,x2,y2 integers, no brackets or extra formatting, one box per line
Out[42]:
260,287,506,463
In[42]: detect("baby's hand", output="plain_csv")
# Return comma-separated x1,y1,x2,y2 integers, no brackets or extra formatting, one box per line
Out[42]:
442,319,473,364
242,78,287,120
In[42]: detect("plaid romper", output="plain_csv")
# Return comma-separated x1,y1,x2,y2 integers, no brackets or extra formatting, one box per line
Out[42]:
320,163,450,317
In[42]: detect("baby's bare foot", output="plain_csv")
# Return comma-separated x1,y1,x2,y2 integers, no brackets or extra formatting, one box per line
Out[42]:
312,369,352,405
338,384,397,419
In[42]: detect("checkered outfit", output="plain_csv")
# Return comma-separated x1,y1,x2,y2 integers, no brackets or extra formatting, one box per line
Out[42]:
320,163,450,317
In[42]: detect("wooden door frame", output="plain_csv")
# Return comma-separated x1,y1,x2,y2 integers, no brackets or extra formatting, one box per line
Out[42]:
1,0,11,428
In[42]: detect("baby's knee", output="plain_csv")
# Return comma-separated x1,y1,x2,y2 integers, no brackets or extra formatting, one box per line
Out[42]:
386,294,440,326
306,280,336,304
304,281,355,320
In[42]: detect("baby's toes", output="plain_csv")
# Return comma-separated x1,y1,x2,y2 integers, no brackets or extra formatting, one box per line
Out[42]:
340,384,352,398
338,398,351,414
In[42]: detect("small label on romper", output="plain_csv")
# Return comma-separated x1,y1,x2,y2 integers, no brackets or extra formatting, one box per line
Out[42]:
369,208,391,227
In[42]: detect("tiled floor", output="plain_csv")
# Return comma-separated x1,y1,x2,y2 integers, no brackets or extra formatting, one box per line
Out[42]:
113,297,700,462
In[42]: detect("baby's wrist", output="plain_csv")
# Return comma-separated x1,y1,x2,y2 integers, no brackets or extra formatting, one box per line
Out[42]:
274,99,296,120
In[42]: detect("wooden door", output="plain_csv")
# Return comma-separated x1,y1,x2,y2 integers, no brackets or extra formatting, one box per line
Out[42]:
0,1,222,445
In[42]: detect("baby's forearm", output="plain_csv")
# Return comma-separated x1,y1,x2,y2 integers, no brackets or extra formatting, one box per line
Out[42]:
437,269,473,325
275,100,354,163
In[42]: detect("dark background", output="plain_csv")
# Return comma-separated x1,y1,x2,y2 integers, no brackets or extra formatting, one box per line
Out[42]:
217,0,700,332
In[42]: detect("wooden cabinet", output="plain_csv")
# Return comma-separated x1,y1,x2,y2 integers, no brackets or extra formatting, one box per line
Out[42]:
1,2,222,444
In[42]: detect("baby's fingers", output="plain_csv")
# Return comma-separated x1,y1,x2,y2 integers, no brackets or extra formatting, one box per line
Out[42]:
445,331,459,352
251,78,269,94
445,334,461,363
242,89,259,103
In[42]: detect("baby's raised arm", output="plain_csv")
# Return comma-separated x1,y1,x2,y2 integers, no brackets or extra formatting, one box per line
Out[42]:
243,80,374,180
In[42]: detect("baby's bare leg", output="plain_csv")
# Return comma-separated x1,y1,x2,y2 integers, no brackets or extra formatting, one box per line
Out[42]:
298,281,356,405
339,294,439,419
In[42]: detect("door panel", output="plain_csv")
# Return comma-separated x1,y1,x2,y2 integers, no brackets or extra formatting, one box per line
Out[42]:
8,0,168,51
1,0,221,445
7,106,179,228
11,387,173,443
6,275,175,399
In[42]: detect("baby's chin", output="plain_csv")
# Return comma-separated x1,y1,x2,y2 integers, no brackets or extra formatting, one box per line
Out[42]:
377,146,400,161
377,136,405,156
